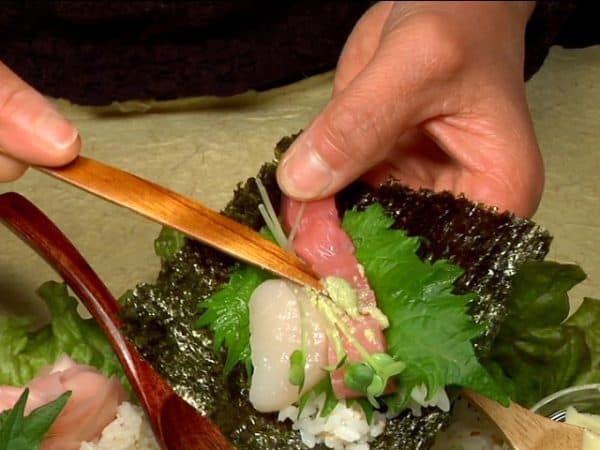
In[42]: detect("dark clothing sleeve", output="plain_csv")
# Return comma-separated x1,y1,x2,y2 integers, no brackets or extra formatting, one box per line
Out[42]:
524,0,599,80
0,1,597,105
0,1,369,105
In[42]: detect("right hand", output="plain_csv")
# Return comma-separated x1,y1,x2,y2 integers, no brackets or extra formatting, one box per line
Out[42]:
277,1,543,218
0,62,80,182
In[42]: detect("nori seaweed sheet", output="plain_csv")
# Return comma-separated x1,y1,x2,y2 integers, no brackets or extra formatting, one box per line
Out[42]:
120,134,552,449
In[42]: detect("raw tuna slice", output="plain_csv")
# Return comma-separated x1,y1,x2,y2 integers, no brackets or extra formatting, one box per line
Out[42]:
282,197,377,310
282,196,388,399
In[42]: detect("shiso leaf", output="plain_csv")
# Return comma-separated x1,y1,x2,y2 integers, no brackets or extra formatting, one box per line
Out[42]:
487,261,600,407
196,227,277,377
196,263,271,376
0,389,71,450
343,203,509,408
338,181,552,354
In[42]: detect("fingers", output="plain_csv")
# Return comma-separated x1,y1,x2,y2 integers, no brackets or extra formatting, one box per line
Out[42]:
277,5,471,201
0,152,27,182
333,2,394,95
0,62,80,181
277,19,451,200
423,92,544,217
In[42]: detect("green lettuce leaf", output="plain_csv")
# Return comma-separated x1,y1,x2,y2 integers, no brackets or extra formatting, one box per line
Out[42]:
0,281,127,390
343,203,508,407
567,297,600,385
487,260,600,407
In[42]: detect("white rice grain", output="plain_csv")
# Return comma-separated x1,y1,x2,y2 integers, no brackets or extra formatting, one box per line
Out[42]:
81,394,509,449
278,394,386,450
80,402,160,450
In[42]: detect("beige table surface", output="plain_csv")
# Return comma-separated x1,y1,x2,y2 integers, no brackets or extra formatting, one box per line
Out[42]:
1,46,599,324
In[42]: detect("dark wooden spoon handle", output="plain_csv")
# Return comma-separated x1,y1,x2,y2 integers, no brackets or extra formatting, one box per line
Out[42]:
0,192,231,450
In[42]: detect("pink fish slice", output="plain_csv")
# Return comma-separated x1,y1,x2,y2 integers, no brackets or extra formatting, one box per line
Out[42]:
0,192,233,450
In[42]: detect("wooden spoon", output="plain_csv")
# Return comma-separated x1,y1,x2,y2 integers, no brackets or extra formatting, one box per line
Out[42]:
463,389,584,450
0,192,232,450
37,156,321,290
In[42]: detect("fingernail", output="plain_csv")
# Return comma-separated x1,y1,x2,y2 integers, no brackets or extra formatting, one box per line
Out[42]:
279,140,332,198
36,110,79,151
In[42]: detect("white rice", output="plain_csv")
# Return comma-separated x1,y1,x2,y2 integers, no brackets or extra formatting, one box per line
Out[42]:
278,394,386,449
80,402,160,450
278,390,509,450
406,384,451,417
81,395,508,449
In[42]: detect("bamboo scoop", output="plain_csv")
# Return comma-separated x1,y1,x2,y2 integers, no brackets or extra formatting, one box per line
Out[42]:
0,192,231,450
463,389,584,450
36,156,321,291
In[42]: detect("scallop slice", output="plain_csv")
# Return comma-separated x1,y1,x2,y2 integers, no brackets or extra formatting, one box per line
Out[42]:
249,279,329,412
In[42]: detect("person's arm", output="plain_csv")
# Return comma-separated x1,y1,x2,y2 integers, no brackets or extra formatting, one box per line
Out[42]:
0,62,80,182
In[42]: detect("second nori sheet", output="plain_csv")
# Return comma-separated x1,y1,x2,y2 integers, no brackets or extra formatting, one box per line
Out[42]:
120,134,551,449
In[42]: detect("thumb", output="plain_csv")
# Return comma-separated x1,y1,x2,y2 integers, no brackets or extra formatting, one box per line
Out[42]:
276,34,444,200
0,62,80,169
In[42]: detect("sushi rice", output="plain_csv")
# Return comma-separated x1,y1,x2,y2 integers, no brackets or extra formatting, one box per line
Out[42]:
277,386,452,449
83,396,508,450
80,402,159,450
277,394,386,450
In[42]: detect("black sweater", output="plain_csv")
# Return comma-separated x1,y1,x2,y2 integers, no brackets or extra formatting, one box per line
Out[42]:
0,1,597,106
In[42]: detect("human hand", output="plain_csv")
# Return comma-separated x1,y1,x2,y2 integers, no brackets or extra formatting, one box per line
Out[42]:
277,1,542,217
0,62,80,182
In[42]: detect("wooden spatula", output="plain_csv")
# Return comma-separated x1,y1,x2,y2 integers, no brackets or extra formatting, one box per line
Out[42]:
37,156,321,290
463,389,584,450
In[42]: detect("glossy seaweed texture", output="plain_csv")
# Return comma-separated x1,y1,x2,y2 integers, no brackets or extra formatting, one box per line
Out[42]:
120,134,551,450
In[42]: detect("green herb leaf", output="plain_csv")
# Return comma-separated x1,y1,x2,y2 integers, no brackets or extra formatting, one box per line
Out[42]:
366,374,385,407
0,389,71,450
196,263,271,376
369,353,405,380
344,363,374,394
344,352,405,407
289,349,306,390
0,281,127,391
154,227,186,262
343,203,508,408
298,376,339,418
487,261,600,407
